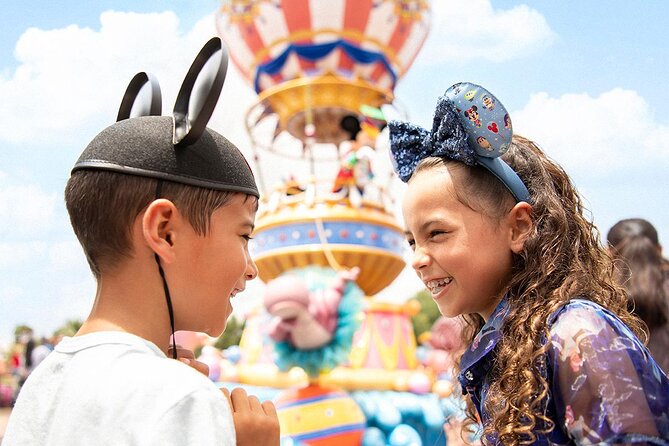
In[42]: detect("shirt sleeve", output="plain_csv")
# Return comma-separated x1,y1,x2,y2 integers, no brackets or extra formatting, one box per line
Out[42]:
548,301,669,445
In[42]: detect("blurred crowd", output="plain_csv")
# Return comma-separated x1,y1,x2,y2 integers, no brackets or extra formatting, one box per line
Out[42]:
0,330,62,408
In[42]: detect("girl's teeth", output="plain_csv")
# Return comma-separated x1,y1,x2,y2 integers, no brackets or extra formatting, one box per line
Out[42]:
427,278,452,294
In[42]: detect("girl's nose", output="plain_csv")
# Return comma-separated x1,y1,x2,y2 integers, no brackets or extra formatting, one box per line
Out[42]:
411,246,431,271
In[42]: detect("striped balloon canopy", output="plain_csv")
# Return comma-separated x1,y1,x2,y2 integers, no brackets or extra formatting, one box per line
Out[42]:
216,0,430,146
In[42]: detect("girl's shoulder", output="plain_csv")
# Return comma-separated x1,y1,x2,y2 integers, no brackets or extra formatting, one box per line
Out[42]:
546,299,637,346
544,299,669,444
547,298,611,325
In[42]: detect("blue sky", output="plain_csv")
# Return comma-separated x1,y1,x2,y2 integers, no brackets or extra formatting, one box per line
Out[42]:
1,1,668,348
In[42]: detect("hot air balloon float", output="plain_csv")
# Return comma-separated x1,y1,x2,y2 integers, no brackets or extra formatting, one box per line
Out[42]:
212,1,468,445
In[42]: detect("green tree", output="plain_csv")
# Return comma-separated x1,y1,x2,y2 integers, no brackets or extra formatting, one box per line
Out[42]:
13,324,33,342
410,289,442,342
53,319,83,338
213,316,245,351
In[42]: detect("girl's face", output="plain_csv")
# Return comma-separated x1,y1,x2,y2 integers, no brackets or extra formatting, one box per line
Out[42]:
402,167,516,321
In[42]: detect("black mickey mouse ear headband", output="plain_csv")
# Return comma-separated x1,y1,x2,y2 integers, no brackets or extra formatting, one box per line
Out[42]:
116,71,162,121
72,37,258,198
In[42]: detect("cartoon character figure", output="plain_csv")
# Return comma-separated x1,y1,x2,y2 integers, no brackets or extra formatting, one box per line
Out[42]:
464,89,476,101
464,105,481,127
333,114,382,206
481,94,496,110
504,113,511,129
476,136,492,151
283,174,304,196
263,268,361,350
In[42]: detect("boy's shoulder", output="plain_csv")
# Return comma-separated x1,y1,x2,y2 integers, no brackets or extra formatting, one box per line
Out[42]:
51,332,215,394
19,331,227,421
7,332,235,445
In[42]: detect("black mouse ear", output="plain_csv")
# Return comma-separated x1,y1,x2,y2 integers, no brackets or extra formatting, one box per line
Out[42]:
172,37,229,146
116,72,162,122
340,114,361,139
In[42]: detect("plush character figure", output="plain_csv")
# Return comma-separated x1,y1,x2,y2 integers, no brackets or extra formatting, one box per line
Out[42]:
264,267,360,350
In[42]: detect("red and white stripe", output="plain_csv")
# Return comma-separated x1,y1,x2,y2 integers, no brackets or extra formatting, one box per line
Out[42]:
216,0,430,93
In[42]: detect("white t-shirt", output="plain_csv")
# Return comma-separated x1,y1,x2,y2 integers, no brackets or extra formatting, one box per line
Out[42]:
3,331,235,445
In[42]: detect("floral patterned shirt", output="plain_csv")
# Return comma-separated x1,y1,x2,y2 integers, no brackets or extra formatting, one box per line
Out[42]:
458,298,669,445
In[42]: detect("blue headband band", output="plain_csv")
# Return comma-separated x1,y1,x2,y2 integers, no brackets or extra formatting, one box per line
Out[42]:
389,82,530,203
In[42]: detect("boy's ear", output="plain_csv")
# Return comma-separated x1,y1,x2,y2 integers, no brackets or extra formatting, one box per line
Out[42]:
142,199,179,263
508,202,533,254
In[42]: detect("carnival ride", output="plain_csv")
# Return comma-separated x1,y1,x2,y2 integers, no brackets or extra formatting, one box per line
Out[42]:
212,1,466,445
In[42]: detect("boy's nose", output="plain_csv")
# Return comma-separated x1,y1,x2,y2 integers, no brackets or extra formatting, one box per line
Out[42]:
246,257,259,280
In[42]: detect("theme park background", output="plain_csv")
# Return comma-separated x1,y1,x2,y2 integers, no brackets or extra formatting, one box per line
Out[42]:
1,0,669,414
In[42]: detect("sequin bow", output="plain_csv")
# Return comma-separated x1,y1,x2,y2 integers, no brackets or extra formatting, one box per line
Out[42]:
389,96,475,182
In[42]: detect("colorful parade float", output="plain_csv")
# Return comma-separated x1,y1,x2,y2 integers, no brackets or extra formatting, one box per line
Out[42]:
212,1,467,444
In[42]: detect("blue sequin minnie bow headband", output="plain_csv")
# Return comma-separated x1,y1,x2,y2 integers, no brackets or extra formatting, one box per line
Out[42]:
389,82,530,203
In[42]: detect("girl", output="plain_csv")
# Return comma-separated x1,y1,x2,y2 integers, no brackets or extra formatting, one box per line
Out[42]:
607,218,669,372
390,82,669,445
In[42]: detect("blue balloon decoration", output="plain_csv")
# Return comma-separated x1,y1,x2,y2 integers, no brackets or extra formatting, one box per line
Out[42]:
374,398,402,431
420,394,445,430
388,424,422,446
223,345,241,363
280,436,307,446
393,392,422,419
362,426,387,446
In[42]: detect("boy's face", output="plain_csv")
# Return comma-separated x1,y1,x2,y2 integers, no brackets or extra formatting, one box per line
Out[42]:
402,167,514,321
175,194,258,336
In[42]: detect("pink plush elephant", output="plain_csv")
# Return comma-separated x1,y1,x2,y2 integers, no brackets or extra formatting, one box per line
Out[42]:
264,267,360,350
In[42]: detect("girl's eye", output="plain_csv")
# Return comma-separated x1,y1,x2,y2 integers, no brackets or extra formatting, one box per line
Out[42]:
242,235,253,241
429,230,445,238
406,238,416,249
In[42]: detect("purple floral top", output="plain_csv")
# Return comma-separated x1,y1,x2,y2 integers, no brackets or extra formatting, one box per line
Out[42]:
458,298,669,445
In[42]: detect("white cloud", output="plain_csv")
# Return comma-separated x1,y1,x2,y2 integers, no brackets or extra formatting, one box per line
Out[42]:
0,242,49,268
0,178,58,235
0,11,257,148
48,240,88,272
0,285,24,304
512,88,669,176
419,0,556,64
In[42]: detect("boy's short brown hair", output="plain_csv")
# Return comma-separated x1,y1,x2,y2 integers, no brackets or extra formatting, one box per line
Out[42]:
65,170,240,278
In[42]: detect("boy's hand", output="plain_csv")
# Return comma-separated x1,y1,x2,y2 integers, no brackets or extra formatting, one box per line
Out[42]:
222,387,280,446
168,345,210,377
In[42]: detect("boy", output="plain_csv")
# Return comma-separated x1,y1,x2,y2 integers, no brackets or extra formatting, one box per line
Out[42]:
4,38,279,445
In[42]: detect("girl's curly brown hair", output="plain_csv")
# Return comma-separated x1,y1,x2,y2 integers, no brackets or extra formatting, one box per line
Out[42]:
415,135,646,445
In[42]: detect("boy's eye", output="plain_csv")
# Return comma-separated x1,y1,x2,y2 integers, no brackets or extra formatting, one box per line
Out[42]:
429,230,446,238
406,238,416,249
242,234,253,241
